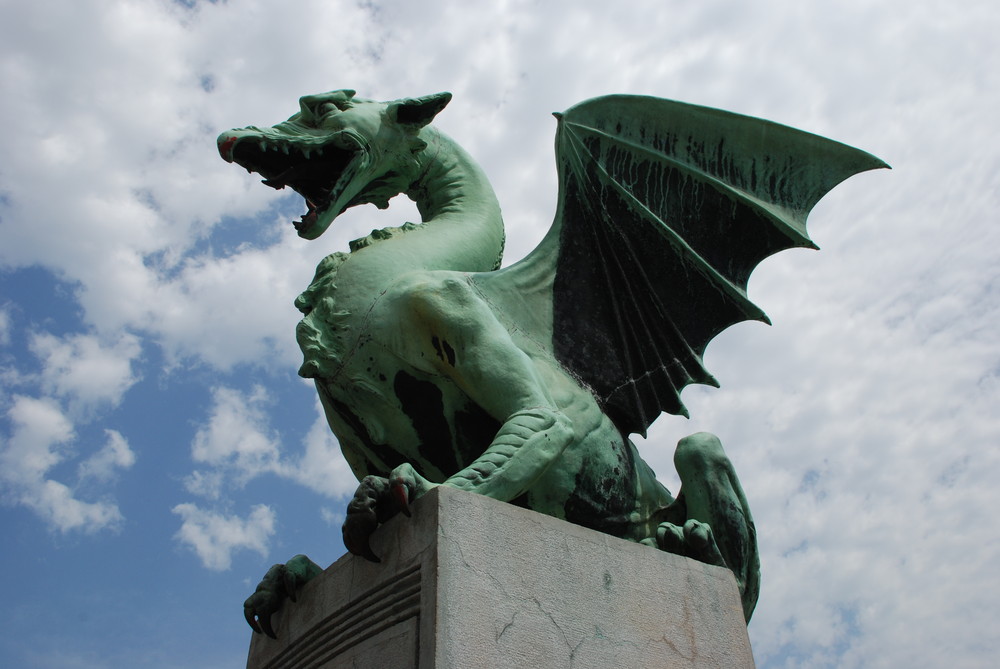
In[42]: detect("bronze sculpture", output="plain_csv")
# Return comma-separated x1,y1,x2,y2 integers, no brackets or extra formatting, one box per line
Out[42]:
219,90,886,636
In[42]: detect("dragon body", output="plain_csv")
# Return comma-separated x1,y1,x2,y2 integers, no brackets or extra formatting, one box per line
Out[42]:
219,90,886,635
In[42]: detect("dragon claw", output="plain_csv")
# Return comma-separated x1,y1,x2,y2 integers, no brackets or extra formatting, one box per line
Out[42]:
343,519,381,561
656,522,686,555
682,519,727,568
242,556,322,638
651,520,727,569
357,539,382,564
244,593,278,639
244,603,262,635
390,480,411,517
259,613,278,640
343,475,384,561
342,466,436,560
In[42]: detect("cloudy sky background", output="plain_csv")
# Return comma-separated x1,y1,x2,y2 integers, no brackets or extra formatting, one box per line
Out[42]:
2,0,998,666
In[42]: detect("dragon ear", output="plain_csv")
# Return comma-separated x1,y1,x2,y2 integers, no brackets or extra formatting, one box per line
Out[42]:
389,92,452,128
299,89,357,117
330,89,357,101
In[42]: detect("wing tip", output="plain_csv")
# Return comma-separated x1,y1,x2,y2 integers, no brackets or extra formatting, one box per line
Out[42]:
844,150,891,180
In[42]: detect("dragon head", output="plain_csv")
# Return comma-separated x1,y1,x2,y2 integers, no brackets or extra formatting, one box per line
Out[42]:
218,89,451,240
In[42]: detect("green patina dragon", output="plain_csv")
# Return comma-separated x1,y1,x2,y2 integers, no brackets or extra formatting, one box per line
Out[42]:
219,90,885,637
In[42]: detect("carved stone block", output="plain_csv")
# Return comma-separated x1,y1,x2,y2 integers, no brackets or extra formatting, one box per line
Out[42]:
246,486,754,668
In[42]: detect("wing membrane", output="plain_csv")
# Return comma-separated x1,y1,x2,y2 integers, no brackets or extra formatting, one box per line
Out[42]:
481,96,887,436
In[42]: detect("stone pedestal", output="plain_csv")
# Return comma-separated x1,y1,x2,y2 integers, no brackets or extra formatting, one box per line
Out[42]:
247,486,754,668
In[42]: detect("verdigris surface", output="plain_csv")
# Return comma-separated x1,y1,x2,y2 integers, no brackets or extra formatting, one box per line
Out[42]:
219,91,886,636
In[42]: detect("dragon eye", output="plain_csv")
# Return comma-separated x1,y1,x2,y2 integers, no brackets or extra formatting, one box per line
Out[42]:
321,100,354,116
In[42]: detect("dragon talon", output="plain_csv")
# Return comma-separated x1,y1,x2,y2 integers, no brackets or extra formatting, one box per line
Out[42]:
343,517,381,563
244,605,262,635
259,614,278,640
356,538,381,563
391,481,411,518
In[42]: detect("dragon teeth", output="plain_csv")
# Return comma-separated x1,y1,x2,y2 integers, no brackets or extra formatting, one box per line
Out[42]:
293,207,318,230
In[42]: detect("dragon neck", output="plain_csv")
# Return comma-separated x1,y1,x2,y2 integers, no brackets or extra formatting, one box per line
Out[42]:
349,127,505,273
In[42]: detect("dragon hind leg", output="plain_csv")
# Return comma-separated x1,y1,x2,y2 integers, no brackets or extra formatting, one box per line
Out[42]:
648,432,760,621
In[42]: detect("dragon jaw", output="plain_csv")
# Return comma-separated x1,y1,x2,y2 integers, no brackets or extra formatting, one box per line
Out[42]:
218,124,373,240
218,90,451,241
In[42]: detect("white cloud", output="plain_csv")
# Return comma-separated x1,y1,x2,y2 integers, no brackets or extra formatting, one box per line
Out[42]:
77,429,136,483
0,305,10,346
182,469,225,501
172,502,275,571
0,0,377,372
284,399,359,499
147,236,316,371
1,395,74,480
639,232,1000,666
174,388,357,572
31,479,124,535
319,506,344,528
185,386,357,500
0,396,124,533
186,385,281,498
191,385,277,465
30,331,141,414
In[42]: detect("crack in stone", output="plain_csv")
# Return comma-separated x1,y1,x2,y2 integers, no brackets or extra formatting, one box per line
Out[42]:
530,596,574,654
496,609,519,642
438,525,515,598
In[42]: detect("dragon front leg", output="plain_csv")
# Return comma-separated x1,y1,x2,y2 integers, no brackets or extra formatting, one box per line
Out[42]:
243,554,323,638
441,406,574,499
341,408,574,562
398,275,577,502
339,275,577,559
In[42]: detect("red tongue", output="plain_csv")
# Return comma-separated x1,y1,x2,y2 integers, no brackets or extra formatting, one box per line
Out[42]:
295,205,318,230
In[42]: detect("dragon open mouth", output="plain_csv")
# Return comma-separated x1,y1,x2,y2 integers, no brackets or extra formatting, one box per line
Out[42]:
219,130,367,238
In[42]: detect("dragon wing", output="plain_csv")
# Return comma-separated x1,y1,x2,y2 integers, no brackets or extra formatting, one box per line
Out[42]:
474,95,887,437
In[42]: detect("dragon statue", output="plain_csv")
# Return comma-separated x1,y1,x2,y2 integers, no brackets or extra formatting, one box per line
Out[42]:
218,90,886,637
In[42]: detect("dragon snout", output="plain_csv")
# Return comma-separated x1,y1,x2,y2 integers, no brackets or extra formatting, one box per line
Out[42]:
217,127,264,162
217,132,238,162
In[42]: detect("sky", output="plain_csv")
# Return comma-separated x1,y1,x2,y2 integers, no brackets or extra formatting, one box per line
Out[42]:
1,0,998,666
